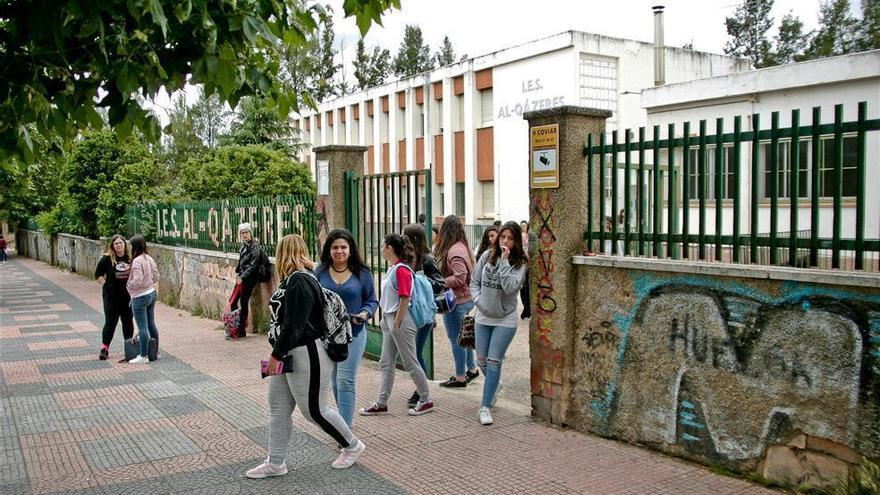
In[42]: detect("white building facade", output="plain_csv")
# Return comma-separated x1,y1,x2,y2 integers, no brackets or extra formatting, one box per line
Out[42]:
295,31,747,224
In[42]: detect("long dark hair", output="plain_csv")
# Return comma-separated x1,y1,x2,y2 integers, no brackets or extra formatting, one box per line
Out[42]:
434,215,473,273
475,226,498,261
130,235,148,260
384,233,414,265
318,229,367,275
489,221,526,269
402,224,430,271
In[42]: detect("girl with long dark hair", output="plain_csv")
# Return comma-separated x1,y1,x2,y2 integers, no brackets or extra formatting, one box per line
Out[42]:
95,235,134,361
470,221,527,425
434,215,478,388
359,233,434,417
316,229,378,426
475,226,498,261
125,235,160,364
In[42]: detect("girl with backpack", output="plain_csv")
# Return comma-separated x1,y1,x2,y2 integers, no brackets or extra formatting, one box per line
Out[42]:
230,222,268,340
247,234,365,479
435,215,479,388
402,223,443,408
316,229,378,427
470,221,527,425
359,233,434,417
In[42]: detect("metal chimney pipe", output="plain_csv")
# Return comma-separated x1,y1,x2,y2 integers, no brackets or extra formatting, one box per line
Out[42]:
653,5,666,86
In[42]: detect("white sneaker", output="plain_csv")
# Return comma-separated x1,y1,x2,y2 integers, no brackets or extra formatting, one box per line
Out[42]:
490,381,504,407
479,406,494,426
128,355,149,364
246,459,288,479
332,439,365,469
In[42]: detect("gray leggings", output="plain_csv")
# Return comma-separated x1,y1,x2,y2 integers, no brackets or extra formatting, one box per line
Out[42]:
267,339,357,464
377,311,431,405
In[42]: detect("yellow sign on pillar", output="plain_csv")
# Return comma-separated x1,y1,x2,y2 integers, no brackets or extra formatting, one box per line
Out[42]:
530,124,559,189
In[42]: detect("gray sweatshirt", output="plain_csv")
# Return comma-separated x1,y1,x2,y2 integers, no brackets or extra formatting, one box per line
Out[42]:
469,252,527,328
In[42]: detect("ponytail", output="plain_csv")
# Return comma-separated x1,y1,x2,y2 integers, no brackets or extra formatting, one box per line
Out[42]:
384,233,414,266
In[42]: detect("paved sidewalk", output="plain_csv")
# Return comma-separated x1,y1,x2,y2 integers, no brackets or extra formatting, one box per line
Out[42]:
0,255,777,495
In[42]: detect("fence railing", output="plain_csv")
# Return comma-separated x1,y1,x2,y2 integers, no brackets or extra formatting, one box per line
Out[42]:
585,102,880,272
126,194,318,259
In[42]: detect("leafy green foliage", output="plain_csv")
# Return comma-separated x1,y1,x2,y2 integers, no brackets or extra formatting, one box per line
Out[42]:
353,39,391,90
179,145,314,200
824,458,880,495
96,157,171,238
724,0,775,68
766,13,810,65
314,16,342,101
190,90,230,149
806,0,859,58
223,97,304,159
435,36,457,67
860,0,880,52
0,0,399,164
0,130,65,224
392,25,434,78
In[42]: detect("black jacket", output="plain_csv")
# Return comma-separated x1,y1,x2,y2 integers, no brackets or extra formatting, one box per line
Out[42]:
235,240,265,285
267,271,325,360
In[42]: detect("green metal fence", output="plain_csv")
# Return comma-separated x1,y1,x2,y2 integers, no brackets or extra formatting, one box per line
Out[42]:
126,194,318,259
345,169,435,378
585,102,880,271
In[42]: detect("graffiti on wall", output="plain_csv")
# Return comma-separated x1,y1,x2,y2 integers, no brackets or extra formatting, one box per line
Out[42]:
579,273,880,462
532,191,557,346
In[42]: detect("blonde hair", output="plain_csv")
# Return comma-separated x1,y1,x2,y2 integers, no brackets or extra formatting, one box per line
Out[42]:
104,235,130,264
275,234,314,279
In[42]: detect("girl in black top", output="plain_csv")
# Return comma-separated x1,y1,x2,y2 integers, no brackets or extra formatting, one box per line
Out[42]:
94,235,134,361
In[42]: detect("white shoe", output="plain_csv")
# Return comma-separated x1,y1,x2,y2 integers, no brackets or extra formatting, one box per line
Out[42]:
128,355,149,364
246,459,288,479
490,381,504,407
479,406,493,426
332,439,365,469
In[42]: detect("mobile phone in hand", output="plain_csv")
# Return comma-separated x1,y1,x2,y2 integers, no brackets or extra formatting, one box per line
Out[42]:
260,359,284,379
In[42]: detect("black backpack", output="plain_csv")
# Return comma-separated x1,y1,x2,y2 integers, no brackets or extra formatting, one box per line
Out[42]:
257,249,271,282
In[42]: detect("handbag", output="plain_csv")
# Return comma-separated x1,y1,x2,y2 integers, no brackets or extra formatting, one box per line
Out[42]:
457,314,476,350
223,285,242,338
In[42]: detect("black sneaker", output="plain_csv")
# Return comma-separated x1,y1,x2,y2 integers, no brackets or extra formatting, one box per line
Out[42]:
98,348,108,361
407,391,420,408
439,377,467,388
465,369,480,384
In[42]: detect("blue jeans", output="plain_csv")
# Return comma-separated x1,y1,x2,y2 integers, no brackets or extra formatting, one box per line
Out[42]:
130,291,159,357
332,328,368,427
442,300,476,377
415,322,434,373
475,323,517,408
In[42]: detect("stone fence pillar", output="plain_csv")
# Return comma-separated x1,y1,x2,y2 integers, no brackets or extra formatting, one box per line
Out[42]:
524,106,610,425
312,145,368,247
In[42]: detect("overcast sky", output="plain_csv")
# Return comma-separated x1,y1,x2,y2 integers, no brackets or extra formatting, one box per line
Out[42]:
151,0,848,124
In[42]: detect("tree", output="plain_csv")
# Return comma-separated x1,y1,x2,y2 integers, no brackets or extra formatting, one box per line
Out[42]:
191,90,230,149
393,25,434,78
805,0,859,58
857,0,880,51
0,0,400,164
0,131,65,224
767,13,810,65
353,39,391,90
435,36,456,67
314,17,342,102
97,157,171,237
223,97,304,159
724,0,775,68
179,145,314,200
162,94,204,176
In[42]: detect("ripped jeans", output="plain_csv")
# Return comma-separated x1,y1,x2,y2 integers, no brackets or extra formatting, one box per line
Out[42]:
474,323,517,408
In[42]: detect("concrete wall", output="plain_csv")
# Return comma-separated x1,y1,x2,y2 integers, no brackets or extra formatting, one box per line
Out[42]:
567,257,879,487
15,230,274,334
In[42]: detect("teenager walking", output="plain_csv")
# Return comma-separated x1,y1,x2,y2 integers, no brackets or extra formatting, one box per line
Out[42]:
0,234,7,263
402,223,442,408
247,234,365,479
230,222,267,339
316,229,378,427
435,215,479,388
126,235,160,365
470,221,527,425
359,233,434,417
94,235,134,361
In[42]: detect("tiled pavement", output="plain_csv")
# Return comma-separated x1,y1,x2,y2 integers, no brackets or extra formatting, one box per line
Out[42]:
0,254,779,495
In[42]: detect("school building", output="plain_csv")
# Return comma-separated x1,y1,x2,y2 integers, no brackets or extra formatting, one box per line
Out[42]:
294,27,748,224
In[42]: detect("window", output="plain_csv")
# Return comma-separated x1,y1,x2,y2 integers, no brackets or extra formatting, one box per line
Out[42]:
455,182,465,216
579,56,618,117
480,181,495,217
480,89,494,126
820,136,858,197
686,147,735,200
758,136,857,199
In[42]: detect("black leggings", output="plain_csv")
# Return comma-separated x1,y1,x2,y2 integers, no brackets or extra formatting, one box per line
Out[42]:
102,291,134,346
231,282,256,337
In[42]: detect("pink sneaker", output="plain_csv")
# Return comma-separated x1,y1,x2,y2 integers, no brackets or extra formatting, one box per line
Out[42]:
332,439,365,469
245,459,288,479
358,403,388,416
408,400,434,416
